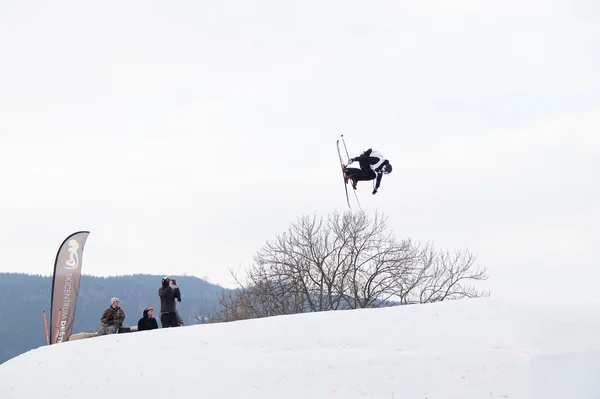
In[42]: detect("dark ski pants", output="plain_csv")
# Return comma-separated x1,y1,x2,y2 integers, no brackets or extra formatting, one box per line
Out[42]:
346,165,377,181
345,159,377,182
160,312,179,328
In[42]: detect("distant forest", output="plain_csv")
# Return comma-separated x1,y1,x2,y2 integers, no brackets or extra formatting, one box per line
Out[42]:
0,273,231,364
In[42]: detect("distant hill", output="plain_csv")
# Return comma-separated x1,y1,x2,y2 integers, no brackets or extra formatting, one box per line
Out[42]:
0,273,232,364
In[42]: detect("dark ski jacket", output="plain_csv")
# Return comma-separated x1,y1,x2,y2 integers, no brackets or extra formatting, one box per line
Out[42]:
137,308,159,331
356,148,390,189
158,285,181,313
100,305,126,328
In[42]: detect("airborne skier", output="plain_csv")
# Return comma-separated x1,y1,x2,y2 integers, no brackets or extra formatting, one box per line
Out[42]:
343,148,393,194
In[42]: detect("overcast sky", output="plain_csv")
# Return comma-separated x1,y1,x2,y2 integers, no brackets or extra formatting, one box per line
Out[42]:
1,0,598,300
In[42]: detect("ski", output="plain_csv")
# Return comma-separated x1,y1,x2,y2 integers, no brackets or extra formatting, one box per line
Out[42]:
340,135,362,210
337,139,351,208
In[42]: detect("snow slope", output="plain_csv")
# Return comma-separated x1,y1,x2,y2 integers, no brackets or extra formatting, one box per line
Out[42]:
2,297,600,398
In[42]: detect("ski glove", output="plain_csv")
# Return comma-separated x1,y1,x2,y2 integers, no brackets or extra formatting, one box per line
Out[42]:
348,158,355,164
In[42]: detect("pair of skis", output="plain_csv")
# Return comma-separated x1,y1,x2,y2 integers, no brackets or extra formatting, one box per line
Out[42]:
337,135,361,210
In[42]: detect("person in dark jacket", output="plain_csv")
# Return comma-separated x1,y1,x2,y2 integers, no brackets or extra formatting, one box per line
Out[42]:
97,297,126,335
137,306,159,331
343,148,392,194
158,277,181,328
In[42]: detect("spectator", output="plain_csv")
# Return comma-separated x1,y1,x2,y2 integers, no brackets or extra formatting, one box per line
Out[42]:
158,277,181,328
98,297,125,335
137,306,159,331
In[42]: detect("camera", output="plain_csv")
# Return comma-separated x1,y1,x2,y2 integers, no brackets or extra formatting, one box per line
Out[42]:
171,279,176,285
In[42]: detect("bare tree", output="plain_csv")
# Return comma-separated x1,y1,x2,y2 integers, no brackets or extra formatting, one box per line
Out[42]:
212,210,489,322
416,245,490,303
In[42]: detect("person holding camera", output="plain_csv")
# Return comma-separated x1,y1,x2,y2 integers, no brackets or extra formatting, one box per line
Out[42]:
158,277,181,328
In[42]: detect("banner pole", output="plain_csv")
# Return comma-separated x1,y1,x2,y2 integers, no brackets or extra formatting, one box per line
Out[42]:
43,311,50,345
53,309,62,344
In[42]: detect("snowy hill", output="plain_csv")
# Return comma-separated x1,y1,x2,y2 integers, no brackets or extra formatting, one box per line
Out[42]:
1,298,599,398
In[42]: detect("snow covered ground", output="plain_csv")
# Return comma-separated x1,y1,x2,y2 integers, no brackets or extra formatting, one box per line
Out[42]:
2,297,600,398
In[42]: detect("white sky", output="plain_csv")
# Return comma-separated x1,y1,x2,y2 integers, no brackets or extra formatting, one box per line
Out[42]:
1,0,598,299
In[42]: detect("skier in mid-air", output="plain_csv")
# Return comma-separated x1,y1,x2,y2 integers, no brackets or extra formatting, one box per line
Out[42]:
343,148,392,194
